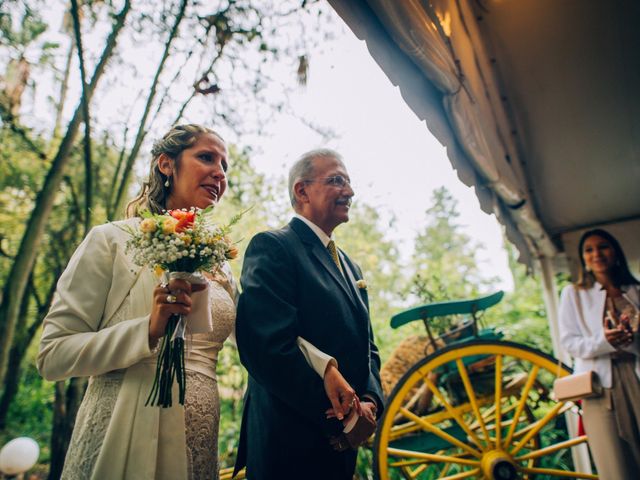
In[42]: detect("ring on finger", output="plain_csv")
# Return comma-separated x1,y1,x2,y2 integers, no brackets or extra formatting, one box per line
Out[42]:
166,294,177,304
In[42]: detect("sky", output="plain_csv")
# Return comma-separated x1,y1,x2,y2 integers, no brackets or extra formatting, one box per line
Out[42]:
23,1,512,290
242,15,513,290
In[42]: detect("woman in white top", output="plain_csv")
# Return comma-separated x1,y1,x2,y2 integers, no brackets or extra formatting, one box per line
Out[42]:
559,228,640,479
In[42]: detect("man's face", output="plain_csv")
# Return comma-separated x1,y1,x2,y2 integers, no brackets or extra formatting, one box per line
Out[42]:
297,156,354,235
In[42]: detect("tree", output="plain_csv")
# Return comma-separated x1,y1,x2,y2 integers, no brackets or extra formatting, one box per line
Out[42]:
336,204,405,358
408,186,499,334
485,240,554,353
0,0,132,386
411,187,498,297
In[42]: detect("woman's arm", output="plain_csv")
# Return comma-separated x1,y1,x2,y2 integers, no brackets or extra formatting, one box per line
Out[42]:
37,226,153,381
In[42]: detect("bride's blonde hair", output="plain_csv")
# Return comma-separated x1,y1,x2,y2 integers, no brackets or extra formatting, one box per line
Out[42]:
126,124,224,218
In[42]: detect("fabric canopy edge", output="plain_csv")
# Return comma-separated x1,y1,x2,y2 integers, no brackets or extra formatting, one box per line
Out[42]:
328,0,558,267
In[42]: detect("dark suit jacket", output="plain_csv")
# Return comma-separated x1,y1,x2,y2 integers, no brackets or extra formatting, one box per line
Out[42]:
234,218,384,480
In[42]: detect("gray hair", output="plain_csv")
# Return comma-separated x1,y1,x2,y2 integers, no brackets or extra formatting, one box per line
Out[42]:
288,148,343,208
126,124,224,217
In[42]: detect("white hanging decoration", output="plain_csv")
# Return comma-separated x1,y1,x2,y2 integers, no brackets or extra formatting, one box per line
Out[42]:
0,437,39,475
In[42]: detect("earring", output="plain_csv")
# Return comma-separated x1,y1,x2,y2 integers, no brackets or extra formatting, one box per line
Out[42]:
164,176,170,188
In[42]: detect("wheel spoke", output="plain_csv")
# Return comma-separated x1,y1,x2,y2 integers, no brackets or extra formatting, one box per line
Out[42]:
387,447,480,467
399,407,483,458
515,435,590,461
519,466,598,478
494,354,503,448
402,463,428,479
388,400,480,440
510,401,565,455
455,358,491,445
441,468,481,480
422,375,485,449
503,365,539,447
389,459,426,467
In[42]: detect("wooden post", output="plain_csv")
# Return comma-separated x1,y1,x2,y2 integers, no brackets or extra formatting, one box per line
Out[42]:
539,255,593,474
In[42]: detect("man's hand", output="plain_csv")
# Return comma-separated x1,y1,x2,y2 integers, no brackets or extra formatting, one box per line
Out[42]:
329,401,378,451
323,363,358,421
358,400,377,424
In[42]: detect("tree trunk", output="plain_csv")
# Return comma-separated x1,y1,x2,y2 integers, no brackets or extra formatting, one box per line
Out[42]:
53,41,74,141
48,381,67,480
70,0,94,233
0,1,131,386
48,377,87,480
109,0,189,219
0,346,23,429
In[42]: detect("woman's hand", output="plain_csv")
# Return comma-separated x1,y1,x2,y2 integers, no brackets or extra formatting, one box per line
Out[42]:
323,363,358,421
605,326,633,348
604,304,634,348
148,278,206,347
604,324,633,348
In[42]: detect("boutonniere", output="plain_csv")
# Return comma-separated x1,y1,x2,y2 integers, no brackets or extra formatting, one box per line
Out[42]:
356,279,367,290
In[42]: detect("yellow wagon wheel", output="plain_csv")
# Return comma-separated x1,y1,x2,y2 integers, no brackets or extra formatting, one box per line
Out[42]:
373,340,596,480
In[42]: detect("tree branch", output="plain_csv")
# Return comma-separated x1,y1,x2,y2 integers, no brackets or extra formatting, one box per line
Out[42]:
109,0,190,219
70,0,93,235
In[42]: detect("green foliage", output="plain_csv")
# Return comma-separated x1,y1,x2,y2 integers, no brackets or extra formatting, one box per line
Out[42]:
337,204,408,359
0,1,48,52
410,187,499,302
0,340,54,463
406,187,499,338
216,346,245,469
485,241,553,354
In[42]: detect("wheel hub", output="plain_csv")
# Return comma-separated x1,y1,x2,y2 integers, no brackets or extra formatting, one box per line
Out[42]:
481,449,518,480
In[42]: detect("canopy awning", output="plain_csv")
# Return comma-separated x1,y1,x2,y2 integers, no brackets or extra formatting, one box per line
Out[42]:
328,0,640,275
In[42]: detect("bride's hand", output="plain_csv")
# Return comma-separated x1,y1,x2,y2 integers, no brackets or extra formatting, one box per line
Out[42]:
148,278,206,346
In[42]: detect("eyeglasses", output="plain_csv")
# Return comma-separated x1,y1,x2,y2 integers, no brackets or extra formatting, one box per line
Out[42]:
304,175,351,188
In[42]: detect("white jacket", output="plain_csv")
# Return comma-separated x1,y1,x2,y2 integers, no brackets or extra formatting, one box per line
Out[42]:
559,282,640,388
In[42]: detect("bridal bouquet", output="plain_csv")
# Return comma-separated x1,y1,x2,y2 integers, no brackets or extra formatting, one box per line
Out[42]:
122,206,243,407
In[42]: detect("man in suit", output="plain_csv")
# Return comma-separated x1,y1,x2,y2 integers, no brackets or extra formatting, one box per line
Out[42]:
234,149,384,479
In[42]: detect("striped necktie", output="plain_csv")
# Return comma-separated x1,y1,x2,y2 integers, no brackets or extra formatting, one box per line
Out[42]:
327,240,344,276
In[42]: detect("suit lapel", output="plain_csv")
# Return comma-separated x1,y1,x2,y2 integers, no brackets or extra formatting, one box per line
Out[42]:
309,242,359,307
290,218,359,309
339,250,369,316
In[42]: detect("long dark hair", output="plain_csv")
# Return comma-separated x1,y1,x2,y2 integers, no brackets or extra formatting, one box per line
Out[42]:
576,228,639,288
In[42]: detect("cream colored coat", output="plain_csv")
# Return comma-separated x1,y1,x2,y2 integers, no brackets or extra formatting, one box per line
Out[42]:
37,219,335,479
38,219,194,479
559,282,640,388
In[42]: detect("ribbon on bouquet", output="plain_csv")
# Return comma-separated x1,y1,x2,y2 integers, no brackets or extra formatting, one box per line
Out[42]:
146,271,211,408
168,271,211,342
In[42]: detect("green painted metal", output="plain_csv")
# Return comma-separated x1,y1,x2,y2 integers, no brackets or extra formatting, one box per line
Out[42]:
390,291,504,329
